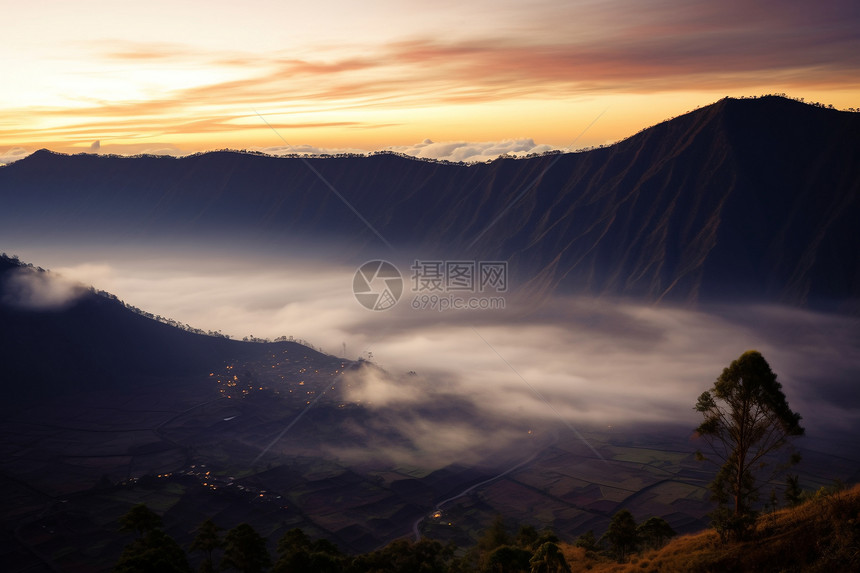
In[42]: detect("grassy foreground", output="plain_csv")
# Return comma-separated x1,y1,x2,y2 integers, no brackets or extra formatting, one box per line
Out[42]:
559,484,860,573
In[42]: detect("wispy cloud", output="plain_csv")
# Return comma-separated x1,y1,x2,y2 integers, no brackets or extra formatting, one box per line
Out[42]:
1,267,87,311
0,147,32,165
4,0,859,152
1,0,857,154
385,138,557,162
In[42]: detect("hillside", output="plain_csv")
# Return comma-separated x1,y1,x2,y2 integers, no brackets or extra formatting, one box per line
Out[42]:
1,97,859,305
0,254,327,411
560,484,860,573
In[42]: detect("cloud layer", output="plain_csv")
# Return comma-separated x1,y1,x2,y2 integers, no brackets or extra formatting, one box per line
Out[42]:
385,138,557,162
10,244,857,453
1,139,563,165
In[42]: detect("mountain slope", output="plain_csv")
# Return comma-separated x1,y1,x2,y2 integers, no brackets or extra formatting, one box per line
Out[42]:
0,255,323,411
560,483,860,572
1,96,858,305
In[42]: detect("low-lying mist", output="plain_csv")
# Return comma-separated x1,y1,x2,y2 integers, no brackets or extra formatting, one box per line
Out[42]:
6,243,859,462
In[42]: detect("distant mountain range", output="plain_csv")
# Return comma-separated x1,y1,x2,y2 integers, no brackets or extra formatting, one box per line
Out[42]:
2,96,858,305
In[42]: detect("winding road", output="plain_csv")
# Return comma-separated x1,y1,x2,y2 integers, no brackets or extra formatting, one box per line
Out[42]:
412,449,543,541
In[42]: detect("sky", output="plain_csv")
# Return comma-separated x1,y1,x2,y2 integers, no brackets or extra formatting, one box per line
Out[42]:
2,0,859,161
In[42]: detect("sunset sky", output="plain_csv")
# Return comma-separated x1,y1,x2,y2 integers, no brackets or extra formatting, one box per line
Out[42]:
2,0,859,161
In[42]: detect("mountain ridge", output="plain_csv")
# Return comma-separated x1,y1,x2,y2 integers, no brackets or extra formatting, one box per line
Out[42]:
2,96,858,306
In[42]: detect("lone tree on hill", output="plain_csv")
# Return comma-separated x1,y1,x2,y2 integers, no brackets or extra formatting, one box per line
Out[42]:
694,350,804,535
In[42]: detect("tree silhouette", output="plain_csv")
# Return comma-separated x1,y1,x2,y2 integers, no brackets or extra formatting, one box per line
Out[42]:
529,542,571,573
515,524,539,549
694,350,804,538
602,509,637,562
478,515,511,553
484,545,533,572
574,530,597,552
116,529,192,573
534,529,559,549
119,504,163,537
272,528,343,573
116,505,189,573
190,518,223,573
350,538,452,573
220,523,271,573
636,517,675,550
786,474,803,507
276,527,311,557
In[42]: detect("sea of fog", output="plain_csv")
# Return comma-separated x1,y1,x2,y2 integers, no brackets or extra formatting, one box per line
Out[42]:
4,241,859,461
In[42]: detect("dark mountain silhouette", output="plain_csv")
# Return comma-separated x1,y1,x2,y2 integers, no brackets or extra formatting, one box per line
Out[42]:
1,96,858,306
0,255,323,411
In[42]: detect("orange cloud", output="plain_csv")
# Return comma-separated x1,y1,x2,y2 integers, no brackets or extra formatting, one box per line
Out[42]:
2,0,857,153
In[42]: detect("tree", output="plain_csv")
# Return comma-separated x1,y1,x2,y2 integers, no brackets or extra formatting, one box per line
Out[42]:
349,538,453,573
574,530,597,553
120,504,163,537
514,525,559,552
785,474,803,507
767,489,779,513
484,545,532,573
602,509,637,562
115,505,189,573
220,523,271,573
529,542,571,573
478,515,511,553
636,517,675,550
190,518,223,573
515,524,539,549
694,350,804,532
275,528,311,559
534,529,559,549
116,529,192,573
273,528,344,573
